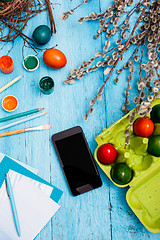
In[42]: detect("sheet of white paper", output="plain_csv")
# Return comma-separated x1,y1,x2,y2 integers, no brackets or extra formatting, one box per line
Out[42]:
0,170,60,240
0,152,39,174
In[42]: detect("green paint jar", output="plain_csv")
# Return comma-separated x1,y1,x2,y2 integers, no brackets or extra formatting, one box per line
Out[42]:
39,76,54,94
23,55,39,71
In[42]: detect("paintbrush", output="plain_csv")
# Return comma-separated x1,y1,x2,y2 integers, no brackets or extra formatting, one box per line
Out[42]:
0,111,47,131
0,124,52,137
0,75,22,93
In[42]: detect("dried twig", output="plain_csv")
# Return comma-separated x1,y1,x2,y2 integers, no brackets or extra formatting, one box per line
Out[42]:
0,0,56,51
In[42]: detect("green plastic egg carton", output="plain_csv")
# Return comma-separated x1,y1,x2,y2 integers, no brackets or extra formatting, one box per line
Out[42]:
94,98,160,233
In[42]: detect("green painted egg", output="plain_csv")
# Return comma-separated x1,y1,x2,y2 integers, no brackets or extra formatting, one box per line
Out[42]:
151,104,160,123
32,25,51,45
111,163,133,185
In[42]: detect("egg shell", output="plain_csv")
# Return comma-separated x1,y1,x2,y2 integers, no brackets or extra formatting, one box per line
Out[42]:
43,48,67,69
32,25,51,45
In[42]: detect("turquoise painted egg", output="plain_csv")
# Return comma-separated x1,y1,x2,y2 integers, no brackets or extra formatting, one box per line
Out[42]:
32,25,51,45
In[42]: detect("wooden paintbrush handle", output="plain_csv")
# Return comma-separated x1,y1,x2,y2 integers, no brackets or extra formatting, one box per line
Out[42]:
0,75,22,93
0,129,25,137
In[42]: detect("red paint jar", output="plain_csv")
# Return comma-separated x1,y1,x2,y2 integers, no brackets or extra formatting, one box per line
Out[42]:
0,55,14,74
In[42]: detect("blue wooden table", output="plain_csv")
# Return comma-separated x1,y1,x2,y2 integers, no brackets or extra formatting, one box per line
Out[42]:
0,0,160,239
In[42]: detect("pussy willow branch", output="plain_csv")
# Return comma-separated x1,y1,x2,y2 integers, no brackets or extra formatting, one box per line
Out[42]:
123,44,140,110
117,43,139,79
60,0,89,20
85,4,148,119
96,0,142,39
124,71,149,148
139,36,146,83
119,0,143,27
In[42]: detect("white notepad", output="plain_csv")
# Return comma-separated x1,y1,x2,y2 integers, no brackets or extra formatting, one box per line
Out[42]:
0,170,60,240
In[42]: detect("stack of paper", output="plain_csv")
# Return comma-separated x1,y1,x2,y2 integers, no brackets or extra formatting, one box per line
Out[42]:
0,153,63,240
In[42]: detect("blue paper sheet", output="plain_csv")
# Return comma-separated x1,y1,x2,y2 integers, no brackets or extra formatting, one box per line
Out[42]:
0,154,63,203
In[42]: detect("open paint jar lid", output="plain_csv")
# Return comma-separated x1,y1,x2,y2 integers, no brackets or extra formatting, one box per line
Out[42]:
2,95,18,112
23,55,39,71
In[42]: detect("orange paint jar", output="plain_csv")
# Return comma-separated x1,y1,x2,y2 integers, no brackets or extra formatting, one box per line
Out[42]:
0,55,14,74
2,95,18,112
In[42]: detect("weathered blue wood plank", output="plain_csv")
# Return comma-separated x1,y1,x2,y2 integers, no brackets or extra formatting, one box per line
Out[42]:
0,0,160,239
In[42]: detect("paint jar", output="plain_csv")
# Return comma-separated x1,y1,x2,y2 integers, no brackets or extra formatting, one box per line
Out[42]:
0,55,14,74
2,95,18,112
23,55,39,71
39,76,54,94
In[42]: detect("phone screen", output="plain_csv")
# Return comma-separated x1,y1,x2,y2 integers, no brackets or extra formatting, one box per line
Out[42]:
52,128,102,196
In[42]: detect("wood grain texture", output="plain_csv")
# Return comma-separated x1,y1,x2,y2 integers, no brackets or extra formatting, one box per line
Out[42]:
0,0,160,239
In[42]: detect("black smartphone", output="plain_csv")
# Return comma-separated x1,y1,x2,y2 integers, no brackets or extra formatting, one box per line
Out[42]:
52,126,102,196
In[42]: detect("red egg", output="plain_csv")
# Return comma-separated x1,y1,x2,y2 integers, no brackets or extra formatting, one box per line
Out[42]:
43,48,67,69
97,144,117,165
133,117,154,137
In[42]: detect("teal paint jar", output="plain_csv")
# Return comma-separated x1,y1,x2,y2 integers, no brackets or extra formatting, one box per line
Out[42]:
39,76,54,94
23,55,39,71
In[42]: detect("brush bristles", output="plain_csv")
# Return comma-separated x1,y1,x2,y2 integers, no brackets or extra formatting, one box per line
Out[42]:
42,124,52,129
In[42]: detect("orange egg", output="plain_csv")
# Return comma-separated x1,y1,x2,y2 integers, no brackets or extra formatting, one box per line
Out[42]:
43,48,67,69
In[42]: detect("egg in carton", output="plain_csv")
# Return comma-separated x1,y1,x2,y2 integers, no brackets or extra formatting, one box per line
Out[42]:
94,98,160,233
